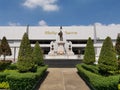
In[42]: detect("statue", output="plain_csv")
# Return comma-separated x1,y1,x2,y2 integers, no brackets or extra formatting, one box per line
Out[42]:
58,26,63,41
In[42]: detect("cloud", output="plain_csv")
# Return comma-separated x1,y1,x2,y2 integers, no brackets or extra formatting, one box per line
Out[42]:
38,20,48,26
94,22,120,26
8,22,21,26
94,22,103,26
23,0,59,12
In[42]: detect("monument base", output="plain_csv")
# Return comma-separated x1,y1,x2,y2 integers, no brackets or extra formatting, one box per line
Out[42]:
45,55,84,59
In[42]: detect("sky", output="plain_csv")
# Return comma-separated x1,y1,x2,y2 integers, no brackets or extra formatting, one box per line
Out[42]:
0,0,120,26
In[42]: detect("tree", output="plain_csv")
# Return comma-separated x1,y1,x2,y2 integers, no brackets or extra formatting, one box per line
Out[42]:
32,41,44,66
98,37,118,74
0,43,2,56
0,36,12,60
115,34,120,55
115,34,120,69
83,37,95,64
17,33,35,72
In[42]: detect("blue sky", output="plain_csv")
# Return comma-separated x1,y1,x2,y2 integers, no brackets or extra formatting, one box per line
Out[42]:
0,0,120,26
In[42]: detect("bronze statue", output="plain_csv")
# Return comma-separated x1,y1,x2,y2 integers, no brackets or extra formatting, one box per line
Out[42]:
58,27,63,41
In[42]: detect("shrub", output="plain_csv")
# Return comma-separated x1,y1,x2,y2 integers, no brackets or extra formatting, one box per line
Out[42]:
76,64,119,90
0,72,8,82
32,41,44,66
81,63,99,74
0,36,12,60
7,63,17,70
17,33,35,72
0,82,9,89
17,57,35,72
7,66,48,90
83,37,95,64
0,43,2,56
118,56,120,69
98,37,118,75
115,34,120,55
0,60,12,71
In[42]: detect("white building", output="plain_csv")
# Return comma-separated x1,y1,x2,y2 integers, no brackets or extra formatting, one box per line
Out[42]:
0,24,120,62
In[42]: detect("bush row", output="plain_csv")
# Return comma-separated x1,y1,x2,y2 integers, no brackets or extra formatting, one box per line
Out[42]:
81,63,99,74
0,65,47,90
0,60,12,71
7,66,48,90
76,64,119,90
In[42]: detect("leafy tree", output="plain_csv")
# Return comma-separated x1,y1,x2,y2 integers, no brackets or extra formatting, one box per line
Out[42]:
0,36,12,60
115,34,120,55
32,41,44,66
98,37,118,74
17,33,35,72
83,37,95,64
115,34,120,69
0,43,2,56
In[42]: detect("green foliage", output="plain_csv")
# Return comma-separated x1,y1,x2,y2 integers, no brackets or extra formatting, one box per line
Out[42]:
98,37,118,74
115,34,120,55
7,66,48,90
118,56,120,69
0,65,47,90
18,33,32,58
0,72,8,82
7,63,17,70
83,37,95,64
0,82,9,89
0,36,12,60
32,41,44,66
17,33,35,72
115,34,120,69
76,64,119,90
81,63,99,74
17,57,35,72
0,60,12,71
0,43,2,56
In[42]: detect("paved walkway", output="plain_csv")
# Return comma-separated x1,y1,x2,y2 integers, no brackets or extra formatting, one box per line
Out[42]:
38,68,90,90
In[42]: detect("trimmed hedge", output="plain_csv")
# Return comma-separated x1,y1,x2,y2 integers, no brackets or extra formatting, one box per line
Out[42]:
98,37,118,74
0,82,9,89
83,37,95,64
0,71,10,89
0,60,12,71
7,66,48,90
7,63,17,70
0,72,8,82
17,33,34,72
32,41,44,66
81,63,99,74
76,64,119,90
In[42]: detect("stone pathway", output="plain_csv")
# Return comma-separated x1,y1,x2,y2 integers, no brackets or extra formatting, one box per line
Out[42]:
38,68,90,90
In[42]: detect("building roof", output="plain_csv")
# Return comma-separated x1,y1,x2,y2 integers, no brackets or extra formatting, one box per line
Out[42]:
0,25,119,40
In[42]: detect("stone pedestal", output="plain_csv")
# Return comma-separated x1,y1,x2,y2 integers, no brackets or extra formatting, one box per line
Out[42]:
48,28,75,58
57,41,65,55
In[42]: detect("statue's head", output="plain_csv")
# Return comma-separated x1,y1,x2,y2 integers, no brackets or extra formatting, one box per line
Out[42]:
60,26,62,30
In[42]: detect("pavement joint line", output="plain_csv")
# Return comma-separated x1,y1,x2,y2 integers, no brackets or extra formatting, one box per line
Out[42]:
62,71,66,90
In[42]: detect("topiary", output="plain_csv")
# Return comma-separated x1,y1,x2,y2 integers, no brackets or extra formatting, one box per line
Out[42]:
17,33,35,72
98,37,118,75
0,36,12,61
0,43,2,56
83,37,95,64
115,34,120,55
32,41,44,66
